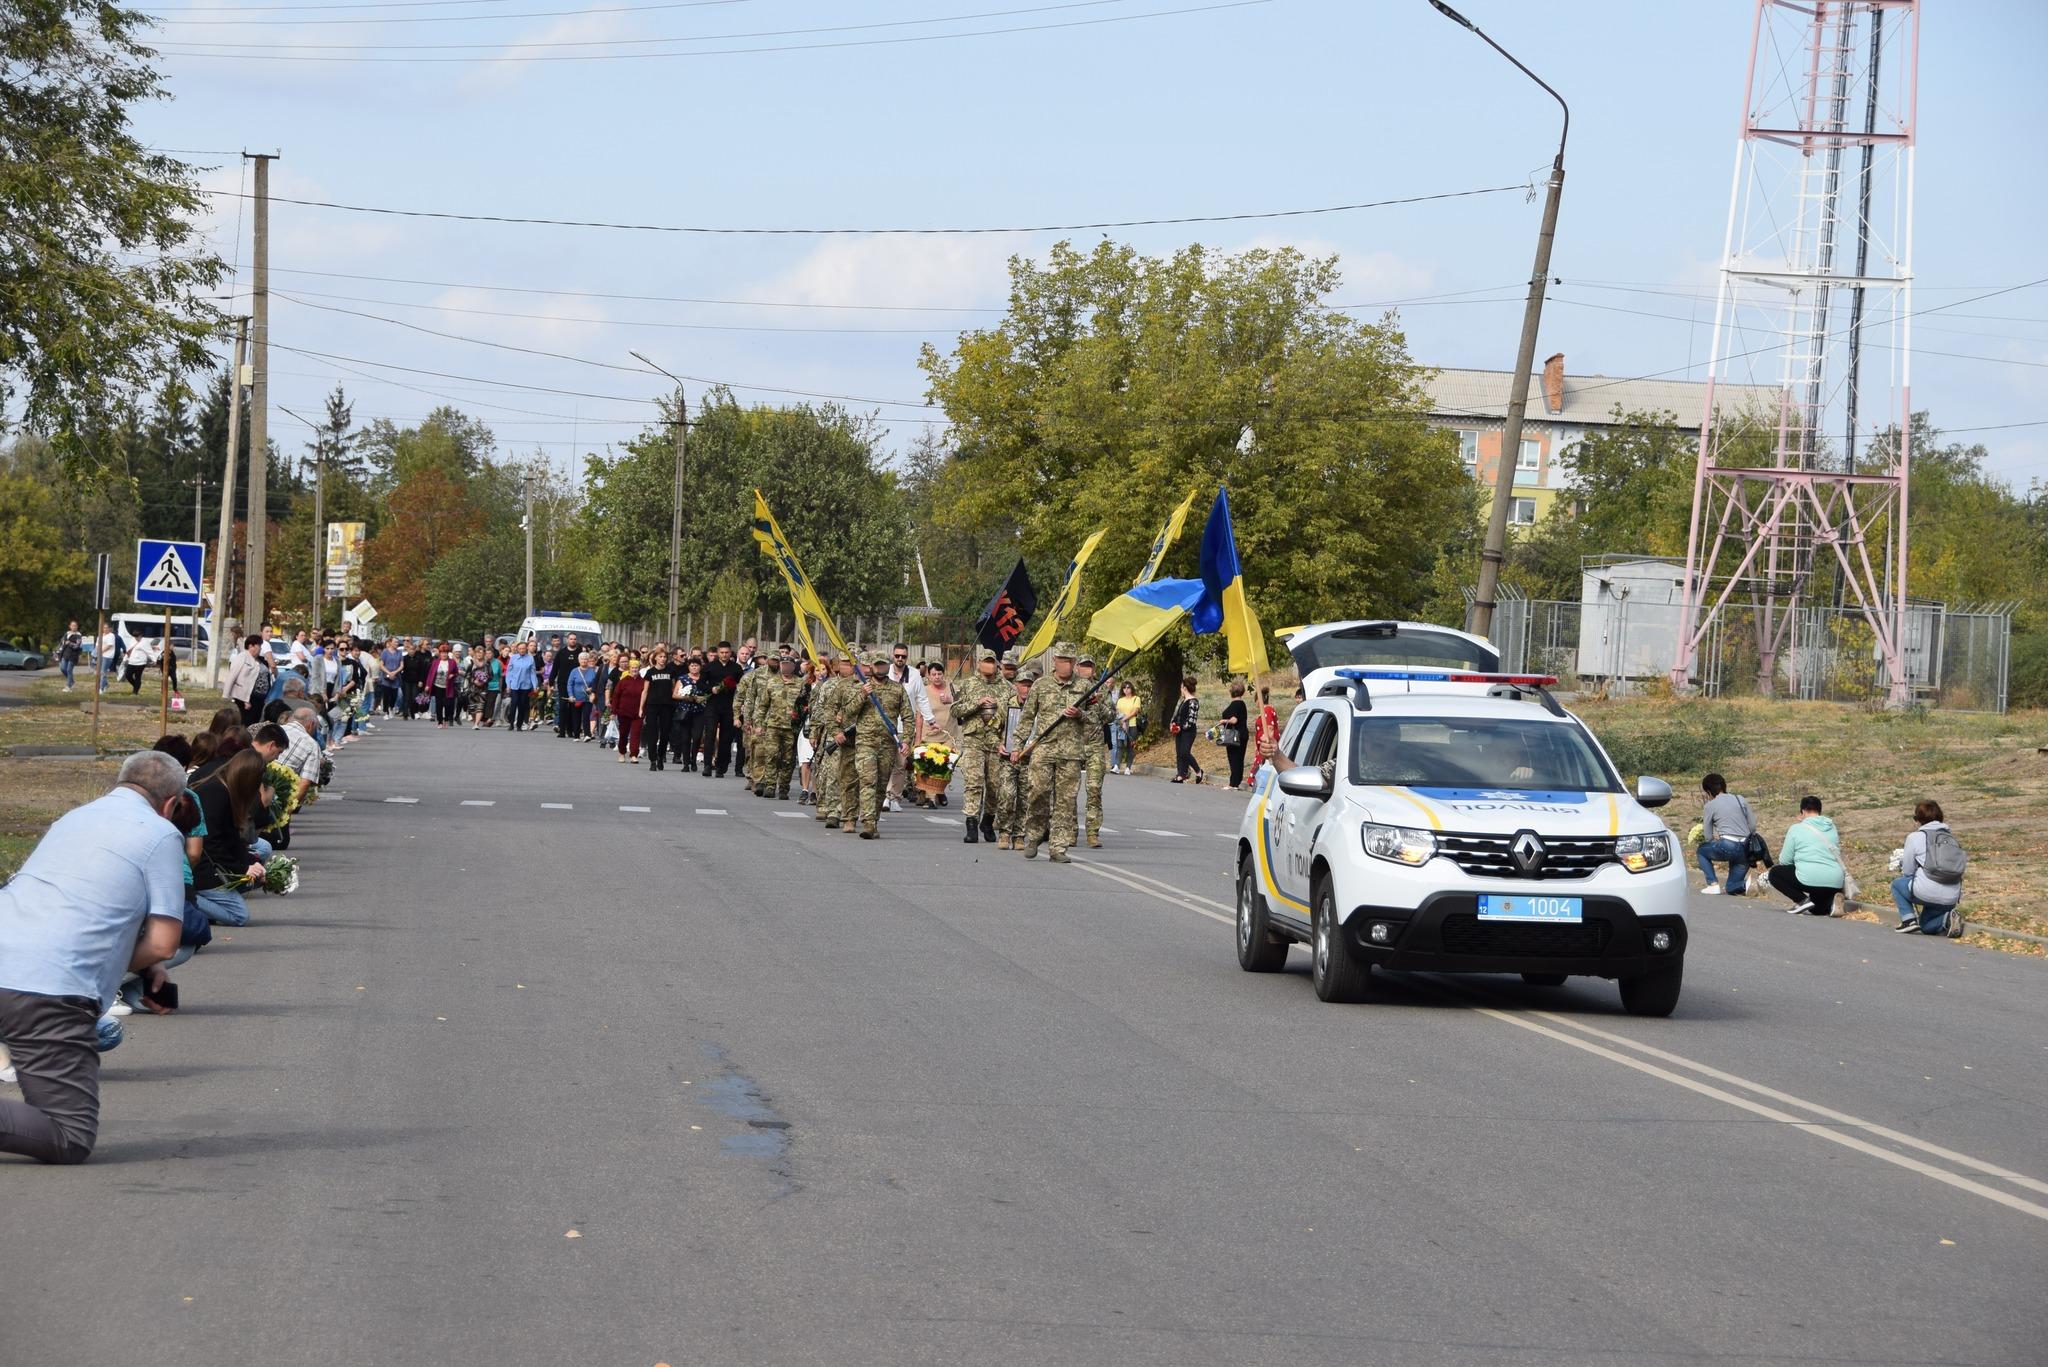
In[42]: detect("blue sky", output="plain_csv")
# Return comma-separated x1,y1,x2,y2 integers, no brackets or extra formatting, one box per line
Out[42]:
138,0,2048,490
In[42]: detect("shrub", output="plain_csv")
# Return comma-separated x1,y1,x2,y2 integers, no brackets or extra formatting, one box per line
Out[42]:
1587,705,1746,780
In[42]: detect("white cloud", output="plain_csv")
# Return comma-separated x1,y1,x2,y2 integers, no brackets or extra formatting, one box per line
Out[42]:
458,8,635,99
757,235,1016,312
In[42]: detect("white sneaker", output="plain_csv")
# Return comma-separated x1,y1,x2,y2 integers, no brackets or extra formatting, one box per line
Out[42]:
0,1065,16,1085
1786,900,1814,915
106,998,133,1018
1701,885,1724,896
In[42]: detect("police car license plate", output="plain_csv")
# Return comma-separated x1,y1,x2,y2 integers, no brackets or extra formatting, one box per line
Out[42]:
1476,895,1583,924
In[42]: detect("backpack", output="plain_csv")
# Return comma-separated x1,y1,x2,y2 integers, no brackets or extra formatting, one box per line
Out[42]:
1922,826,1967,886
251,662,275,701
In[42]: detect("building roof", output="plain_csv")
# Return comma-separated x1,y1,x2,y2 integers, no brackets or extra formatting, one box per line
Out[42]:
1425,367,1778,431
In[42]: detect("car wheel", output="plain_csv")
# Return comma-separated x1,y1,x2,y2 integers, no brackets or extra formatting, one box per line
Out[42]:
1235,852,1289,973
1520,972,1567,987
1310,874,1370,1003
1618,963,1683,1017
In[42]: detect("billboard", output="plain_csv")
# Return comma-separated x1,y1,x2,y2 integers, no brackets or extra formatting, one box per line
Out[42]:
326,521,366,598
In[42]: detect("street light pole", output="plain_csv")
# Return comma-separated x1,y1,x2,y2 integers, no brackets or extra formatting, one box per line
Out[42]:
1428,0,1568,643
629,351,687,642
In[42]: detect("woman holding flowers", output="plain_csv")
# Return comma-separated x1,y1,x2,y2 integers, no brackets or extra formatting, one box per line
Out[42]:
611,659,646,763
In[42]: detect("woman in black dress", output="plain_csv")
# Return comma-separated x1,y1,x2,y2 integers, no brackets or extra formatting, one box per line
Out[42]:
1218,679,1249,789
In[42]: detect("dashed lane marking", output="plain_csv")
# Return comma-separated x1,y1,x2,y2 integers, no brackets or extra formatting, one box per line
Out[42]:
1139,828,1188,839
696,808,727,816
384,797,419,805
924,816,954,826
541,802,573,810
461,800,494,807
774,811,808,819
619,805,651,813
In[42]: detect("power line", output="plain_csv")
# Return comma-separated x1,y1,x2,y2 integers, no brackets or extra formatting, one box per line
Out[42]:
156,0,1273,61
152,0,733,17
196,179,1527,236
153,0,1111,34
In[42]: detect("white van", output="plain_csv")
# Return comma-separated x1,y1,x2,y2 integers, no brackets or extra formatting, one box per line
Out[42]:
511,613,603,652
109,613,213,657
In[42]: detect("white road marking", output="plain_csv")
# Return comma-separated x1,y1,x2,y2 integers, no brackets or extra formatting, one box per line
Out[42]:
1139,828,1187,839
774,811,808,819
1099,828,1118,835
924,816,954,826
1214,833,1236,839
541,803,573,810
460,800,494,807
619,805,651,813
1082,855,2048,1225
695,808,727,816
384,797,419,805
1084,859,1234,914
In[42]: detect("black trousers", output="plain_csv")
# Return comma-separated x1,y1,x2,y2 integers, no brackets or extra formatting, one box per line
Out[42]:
1174,727,1201,779
433,691,459,725
506,688,532,730
1766,863,1838,916
1225,743,1247,787
643,707,674,768
555,689,572,736
710,710,738,774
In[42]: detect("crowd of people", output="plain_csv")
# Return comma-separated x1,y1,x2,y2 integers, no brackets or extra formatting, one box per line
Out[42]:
1690,771,1970,937
0,677,355,1163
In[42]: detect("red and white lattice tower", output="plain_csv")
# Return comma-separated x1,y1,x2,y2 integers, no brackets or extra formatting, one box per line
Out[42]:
1671,0,1920,703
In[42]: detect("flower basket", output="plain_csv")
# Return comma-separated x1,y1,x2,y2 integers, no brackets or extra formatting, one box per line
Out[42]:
914,773,949,795
910,741,958,793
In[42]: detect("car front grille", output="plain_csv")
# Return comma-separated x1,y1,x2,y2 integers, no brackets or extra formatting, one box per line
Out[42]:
1436,831,1617,880
1438,914,1613,958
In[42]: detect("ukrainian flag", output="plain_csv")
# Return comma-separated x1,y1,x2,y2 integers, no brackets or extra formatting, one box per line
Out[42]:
1087,576,1205,653
1195,488,1268,676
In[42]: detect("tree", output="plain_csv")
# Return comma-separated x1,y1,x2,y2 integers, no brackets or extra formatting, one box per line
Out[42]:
580,391,909,628
917,240,1468,639
361,407,495,494
1509,408,1700,600
310,386,367,485
1,0,223,462
364,469,485,633
0,468,91,643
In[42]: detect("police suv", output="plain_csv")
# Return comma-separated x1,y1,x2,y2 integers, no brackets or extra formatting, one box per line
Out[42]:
1232,665,1688,1016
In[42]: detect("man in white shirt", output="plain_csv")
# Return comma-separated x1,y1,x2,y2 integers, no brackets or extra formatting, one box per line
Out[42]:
96,628,118,692
885,644,936,809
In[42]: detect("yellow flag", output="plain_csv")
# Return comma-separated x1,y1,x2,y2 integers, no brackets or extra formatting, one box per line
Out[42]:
1134,488,1199,587
1021,527,1106,661
751,490,849,665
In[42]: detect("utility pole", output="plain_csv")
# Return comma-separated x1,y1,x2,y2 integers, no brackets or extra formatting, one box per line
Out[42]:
280,405,321,631
1427,2,1567,643
206,316,249,687
243,152,277,634
629,351,687,640
523,470,536,620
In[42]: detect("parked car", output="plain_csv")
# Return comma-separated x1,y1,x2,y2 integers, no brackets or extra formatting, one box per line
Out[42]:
0,639,47,670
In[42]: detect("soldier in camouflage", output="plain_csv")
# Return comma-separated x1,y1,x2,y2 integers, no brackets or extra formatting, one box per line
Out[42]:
993,663,1034,849
949,647,1009,845
750,655,804,799
1019,642,1091,863
1075,651,1111,848
850,651,913,839
811,654,851,824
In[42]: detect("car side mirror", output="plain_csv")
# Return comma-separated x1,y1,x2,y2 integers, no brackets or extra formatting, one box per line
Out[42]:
1277,766,1331,800
1635,776,1673,809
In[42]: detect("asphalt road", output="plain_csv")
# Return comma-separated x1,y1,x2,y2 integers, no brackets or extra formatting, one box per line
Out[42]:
4,722,2045,1366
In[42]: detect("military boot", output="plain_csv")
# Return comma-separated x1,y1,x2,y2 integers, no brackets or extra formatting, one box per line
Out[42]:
964,817,979,844
979,814,996,843
1086,835,1102,849
1050,849,1071,864
1023,842,1041,859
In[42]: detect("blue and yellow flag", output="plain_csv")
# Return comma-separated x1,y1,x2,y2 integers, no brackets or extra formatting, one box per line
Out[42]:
1133,488,1200,587
1020,527,1106,661
751,489,846,666
1194,487,1268,676
1087,576,1204,654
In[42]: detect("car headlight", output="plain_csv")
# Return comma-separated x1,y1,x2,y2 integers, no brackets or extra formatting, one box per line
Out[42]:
1361,823,1436,867
1615,832,1671,873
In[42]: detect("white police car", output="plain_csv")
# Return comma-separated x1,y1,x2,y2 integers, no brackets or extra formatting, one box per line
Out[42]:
1233,667,1688,1016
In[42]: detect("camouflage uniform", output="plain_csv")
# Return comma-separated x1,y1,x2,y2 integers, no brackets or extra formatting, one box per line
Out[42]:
950,650,1010,841
852,654,913,838
993,667,1035,849
1077,655,1110,847
810,665,848,823
1022,644,1091,862
751,665,804,799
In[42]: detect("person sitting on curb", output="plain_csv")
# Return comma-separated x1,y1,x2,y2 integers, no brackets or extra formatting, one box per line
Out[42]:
1892,799,1965,936
1695,772,1759,896
0,752,189,1165
1765,796,1845,916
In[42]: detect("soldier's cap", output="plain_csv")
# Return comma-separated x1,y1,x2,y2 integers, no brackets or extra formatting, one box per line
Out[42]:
1051,641,1078,660
778,655,798,670
978,648,999,663
870,650,892,668
1017,668,1040,684
999,650,1020,667
1076,652,1096,667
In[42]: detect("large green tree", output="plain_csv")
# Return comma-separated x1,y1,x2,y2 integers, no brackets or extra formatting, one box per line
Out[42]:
917,240,1468,637
1,0,223,461
580,391,909,629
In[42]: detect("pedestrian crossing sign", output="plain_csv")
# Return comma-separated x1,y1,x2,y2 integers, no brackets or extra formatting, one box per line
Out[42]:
134,538,206,608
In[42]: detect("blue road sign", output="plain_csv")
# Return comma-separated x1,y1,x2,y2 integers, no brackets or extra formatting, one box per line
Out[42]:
134,539,206,609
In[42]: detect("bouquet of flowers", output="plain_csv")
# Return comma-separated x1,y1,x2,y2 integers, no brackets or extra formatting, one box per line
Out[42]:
260,761,305,833
227,854,300,895
910,740,959,794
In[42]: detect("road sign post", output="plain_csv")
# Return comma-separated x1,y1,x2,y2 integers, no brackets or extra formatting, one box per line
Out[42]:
135,539,205,737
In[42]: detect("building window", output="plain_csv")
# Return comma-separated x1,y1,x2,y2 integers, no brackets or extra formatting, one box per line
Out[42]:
1510,497,1537,526
1457,430,1479,467
1517,438,1541,472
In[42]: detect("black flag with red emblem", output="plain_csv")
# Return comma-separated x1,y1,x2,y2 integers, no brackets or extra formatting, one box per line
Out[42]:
975,559,1039,655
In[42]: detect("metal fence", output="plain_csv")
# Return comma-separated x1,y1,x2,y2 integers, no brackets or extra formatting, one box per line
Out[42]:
603,610,980,670
1484,590,2013,712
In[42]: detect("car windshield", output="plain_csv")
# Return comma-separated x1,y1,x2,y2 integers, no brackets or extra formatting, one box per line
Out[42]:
1349,716,1618,793
1292,625,1498,676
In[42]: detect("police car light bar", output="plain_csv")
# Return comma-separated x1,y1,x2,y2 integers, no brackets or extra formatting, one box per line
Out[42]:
1332,668,1559,687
